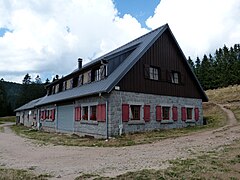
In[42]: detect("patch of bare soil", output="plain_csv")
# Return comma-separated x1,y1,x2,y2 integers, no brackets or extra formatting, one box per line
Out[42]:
0,105,239,180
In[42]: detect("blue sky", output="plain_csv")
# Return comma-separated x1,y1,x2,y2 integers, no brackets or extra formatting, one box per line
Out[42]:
0,0,239,83
114,0,160,28
0,28,11,37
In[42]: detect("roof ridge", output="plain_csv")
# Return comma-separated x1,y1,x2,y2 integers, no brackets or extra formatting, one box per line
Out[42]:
108,24,168,54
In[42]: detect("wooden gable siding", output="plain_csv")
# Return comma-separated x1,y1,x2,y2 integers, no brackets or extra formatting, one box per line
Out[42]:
117,29,204,100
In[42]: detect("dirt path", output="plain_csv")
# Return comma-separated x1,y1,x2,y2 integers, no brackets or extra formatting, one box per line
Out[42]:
0,105,240,180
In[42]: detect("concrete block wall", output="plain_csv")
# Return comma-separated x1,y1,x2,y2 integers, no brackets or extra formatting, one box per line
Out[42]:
39,105,56,130
74,95,108,138
108,90,203,136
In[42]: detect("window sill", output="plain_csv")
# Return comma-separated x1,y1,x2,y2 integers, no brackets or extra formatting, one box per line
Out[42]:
128,120,145,125
186,120,196,123
80,120,98,125
160,120,174,124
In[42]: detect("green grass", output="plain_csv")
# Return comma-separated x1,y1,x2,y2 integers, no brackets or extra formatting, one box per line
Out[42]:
0,116,16,123
0,167,52,180
90,140,240,180
10,103,226,147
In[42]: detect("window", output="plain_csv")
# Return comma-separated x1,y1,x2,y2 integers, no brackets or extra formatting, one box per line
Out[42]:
130,105,141,120
78,74,83,86
149,67,159,80
100,65,107,79
95,69,101,81
144,65,160,81
162,106,170,120
55,84,59,93
72,77,78,88
83,70,91,84
90,105,97,120
45,110,49,119
171,71,180,84
82,106,88,120
63,81,66,91
66,79,72,90
186,108,193,119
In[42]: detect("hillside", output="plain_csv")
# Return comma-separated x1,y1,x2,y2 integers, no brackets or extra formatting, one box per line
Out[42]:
206,85,240,104
0,81,46,116
206,85,240,122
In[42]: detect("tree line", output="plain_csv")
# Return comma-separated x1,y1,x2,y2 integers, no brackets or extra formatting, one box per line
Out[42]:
0,74,47,117
188,44,240,90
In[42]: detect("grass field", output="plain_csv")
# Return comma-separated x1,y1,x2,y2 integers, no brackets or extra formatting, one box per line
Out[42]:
0,116,16,123
84,140,240,180
206,85,240,104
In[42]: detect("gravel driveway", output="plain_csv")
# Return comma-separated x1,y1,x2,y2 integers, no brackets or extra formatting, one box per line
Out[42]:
0,105,240,179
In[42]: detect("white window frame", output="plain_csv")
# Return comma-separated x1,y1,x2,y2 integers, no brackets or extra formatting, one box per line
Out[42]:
81,102,98,121
149,67,159,80
171,72,180,84
95,69,101,81
128,102,144,122
158,104,174,123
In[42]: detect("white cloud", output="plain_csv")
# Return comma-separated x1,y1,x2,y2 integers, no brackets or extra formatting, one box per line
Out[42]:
146,0,240,59
0,0,148,82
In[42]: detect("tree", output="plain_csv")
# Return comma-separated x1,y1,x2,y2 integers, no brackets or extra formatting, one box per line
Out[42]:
45,78,50,84
35,75,42,84
22,73,31,84
0,82,8,116
187,56,194,70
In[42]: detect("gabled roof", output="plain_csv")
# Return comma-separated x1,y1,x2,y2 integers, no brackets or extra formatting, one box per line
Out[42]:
35,24,207,107
15,97,42,112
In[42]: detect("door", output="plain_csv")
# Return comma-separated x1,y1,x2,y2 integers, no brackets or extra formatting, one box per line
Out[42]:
57,104,74,132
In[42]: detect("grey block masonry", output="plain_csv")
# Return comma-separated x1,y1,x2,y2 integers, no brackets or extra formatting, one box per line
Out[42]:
39,90,202,138
108,90,203,137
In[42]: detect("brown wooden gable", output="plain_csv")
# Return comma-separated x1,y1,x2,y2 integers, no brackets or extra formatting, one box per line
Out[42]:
117,29,207,101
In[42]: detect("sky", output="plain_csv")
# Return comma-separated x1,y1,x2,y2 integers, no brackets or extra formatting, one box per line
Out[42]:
0,0,239,83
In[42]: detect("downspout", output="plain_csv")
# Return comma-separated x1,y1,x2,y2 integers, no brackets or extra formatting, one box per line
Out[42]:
119,91,123,136
106,99,109,139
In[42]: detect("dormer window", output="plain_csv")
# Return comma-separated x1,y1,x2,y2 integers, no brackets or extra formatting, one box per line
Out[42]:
100,65,107,79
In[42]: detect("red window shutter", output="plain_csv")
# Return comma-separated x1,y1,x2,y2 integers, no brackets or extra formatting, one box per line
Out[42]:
97,104,106,122
75,107,81,121
122,104,129,122
51,109,55,121
97,104,102,121
43,110,46,120
101,104,106,122
195,107,199,121
156,106,162,121
181,107,186,121
172,106,178,121
144,105,150,122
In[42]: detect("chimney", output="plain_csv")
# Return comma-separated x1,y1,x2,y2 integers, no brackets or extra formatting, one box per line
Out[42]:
78,58,82,69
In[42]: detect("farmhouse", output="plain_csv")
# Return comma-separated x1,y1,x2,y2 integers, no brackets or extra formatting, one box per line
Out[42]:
15,24,208,138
